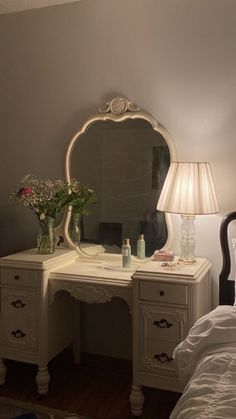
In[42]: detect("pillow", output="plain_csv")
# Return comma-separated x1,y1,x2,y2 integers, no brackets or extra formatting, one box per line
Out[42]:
173,305,236,387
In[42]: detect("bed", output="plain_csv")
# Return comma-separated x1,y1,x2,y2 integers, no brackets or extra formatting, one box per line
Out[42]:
170,211,236,419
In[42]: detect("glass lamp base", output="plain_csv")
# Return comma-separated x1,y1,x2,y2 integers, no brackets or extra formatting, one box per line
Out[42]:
179,215,196,263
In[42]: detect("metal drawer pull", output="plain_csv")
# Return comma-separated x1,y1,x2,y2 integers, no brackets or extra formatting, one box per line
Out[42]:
159,290,165,296
154,352,173,363
14,275,20,280
11,299,26,308
153,319,173,328
11,329,26,338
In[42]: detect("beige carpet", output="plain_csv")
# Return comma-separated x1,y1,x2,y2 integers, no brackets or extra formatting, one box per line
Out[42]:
0,396,90,419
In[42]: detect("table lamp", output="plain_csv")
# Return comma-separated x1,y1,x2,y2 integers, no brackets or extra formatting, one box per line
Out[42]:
157,161,219,263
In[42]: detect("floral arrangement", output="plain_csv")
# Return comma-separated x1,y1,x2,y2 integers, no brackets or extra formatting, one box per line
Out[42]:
10,174,96,253
10,174,96,254
11,174,73,221
11,174,96,220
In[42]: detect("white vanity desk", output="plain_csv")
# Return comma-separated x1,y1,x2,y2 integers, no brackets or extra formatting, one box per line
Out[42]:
0,247,211,416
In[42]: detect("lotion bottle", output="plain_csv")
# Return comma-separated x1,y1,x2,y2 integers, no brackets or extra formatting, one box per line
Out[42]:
137,234,145,259
122,238,131,268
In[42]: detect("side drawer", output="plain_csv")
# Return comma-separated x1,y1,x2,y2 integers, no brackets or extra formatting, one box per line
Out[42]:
0,288,38,352
1,268,40,288
140,280,188,305
140,337,178,377
139,304,189,343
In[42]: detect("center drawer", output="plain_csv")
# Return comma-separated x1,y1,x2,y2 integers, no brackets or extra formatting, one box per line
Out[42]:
139,280,188,305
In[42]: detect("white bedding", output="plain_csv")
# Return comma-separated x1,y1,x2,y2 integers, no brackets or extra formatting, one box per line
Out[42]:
170,306,236,419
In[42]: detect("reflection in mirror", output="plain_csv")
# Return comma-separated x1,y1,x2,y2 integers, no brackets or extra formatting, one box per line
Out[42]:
70,118,170,257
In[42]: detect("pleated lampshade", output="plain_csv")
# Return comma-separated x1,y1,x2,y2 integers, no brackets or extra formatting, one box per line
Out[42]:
157,162,219,215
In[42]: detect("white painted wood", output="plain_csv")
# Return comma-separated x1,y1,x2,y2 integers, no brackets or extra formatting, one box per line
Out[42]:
139,281,188,305
0,248,76,270
1,268,40,287
0,248,211,416
129,385,145,417
36,366,50,395
0,249,133,394
49,260,133,308
0,249,76,394
1,288,37,351
130,258,211,416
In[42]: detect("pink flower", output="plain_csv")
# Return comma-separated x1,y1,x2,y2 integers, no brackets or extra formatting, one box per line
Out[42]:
18,187,32,196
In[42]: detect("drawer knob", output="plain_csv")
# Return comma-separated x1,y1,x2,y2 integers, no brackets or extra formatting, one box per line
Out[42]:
153,319,173,329
11,299,26,309
154,352,173,363
159,290,165,296
14,275,20,280
11,329,26,338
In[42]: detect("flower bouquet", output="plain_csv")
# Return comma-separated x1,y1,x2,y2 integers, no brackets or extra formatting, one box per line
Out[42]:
11,174,96,253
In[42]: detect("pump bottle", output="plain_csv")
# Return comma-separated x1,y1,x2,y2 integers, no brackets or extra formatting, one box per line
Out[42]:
122,238,131,268
137,234,145,259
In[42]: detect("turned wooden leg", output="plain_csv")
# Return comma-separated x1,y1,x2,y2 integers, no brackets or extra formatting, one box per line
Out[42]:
129,384,145,416
36,366,50,395
0,359,7,385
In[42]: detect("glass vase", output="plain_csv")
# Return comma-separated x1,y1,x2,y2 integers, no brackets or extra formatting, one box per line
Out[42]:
69,211,81,246
37,216,56,254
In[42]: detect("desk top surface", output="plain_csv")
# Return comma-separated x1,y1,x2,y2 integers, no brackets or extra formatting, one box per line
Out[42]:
50,259,137,283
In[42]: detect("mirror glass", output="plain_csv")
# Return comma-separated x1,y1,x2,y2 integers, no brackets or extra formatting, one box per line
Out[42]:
65,98,174,257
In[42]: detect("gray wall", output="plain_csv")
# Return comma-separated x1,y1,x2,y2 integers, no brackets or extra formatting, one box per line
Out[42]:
1,0,236,359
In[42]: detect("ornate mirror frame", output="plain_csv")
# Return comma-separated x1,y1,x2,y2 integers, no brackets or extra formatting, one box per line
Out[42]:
63,97,176,258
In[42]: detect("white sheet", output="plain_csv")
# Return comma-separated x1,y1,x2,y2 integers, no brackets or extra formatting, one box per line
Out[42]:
170,348,236,419
174,305,236,388
170,306,236,419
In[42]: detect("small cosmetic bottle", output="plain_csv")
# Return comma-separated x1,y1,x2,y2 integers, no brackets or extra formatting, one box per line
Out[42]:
122,238,131,268
137,234,145,259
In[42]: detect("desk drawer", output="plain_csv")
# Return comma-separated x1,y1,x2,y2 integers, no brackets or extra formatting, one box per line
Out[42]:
140,281,188,305
0,288,38,352
1,268,40,288
140,337,178,376
139,304,189,343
